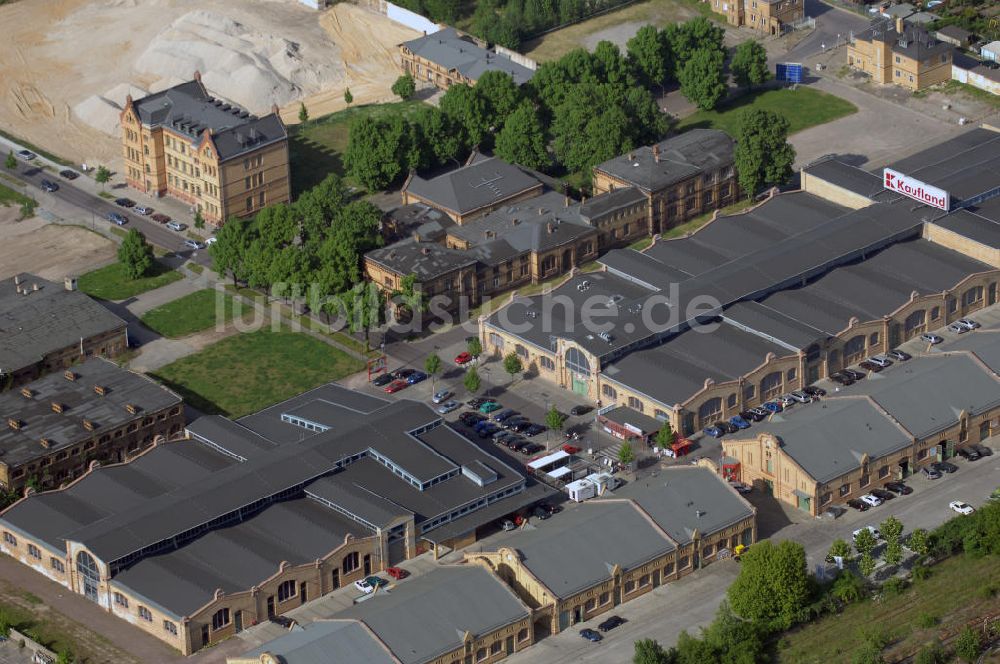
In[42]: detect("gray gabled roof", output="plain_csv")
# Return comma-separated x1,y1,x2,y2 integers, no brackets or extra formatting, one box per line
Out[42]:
593,129,734,193
401,28,535,85
240,620,399,664
366,239,477,280
0,273,126,374
333,565,530,664
930,209,1000,248
405,156,542,217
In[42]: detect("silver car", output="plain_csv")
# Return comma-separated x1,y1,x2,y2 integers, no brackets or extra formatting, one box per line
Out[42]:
436,400,459,414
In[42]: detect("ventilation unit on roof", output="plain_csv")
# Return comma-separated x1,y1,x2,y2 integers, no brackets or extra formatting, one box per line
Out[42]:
526,310,538,318
124,403,139,415
39,438,51,449
607,294,624,306
64,370,77,382
7,418,21,431
93,385,107,397
598,331,614,343
82,419,96,431
20,387,33,399
51,402,64,414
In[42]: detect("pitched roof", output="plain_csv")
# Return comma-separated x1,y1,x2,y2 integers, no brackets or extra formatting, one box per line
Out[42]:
401,28,536,85
239,620,399,664
365,239,476,280
404,157,542,217
593,129,734,193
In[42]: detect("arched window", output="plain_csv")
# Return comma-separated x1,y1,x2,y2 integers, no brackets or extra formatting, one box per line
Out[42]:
277,580,297,602
963,285,984,307
76,551,100,602
843,335,866,364
602,384,616,399
566,347,590,376
727,393,737,408
211,608,230,630
342,551,359,574
698,398,723,427
786,368,796,383
515,344,528,359
904,310,926,338
628,396,644,412
760,372,782,400
539,356,555,371
805,344,821,363
654,409,669,421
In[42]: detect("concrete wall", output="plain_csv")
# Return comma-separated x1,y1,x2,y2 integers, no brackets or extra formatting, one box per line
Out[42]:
387,2,441,34
801,169,876,209
925,222,1000,267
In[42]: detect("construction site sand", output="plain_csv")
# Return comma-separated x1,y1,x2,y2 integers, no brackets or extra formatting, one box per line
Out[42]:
0,0,418,170
0,209,116,281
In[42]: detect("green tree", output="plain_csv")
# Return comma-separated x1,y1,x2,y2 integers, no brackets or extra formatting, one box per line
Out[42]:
954,626,981,662
194,209,205,230
702,602,768,664
627,25,671,89
414,107,465,166
914,641,945,664
424,353,442,383
345,114,410,191
464,367,482,393
908,528,930,556
665,17,725,75
654,421,676,450
339,281,385,350
440,83,492,149
858,552,876,577
344,88,353,105
727,539,810,630
468,336,483,359
678,47,726,111
731,40,771,90
117,228,154,280
828,538,852,562
880,515,904,566
392,74,416,100
618,441,635,465
593,40,631,87
830,570,866,604
210,217,256,286
298,102,309,123
545,406,567,433
95,165,112,190
854,528,877,558
734,108,796,198
503,352,523,382
4,151,15,170
633,638,677,664
494,103,550,170
474,70,522,131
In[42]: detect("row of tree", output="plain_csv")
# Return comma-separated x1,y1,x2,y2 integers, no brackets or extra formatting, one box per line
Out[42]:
471,0,635,49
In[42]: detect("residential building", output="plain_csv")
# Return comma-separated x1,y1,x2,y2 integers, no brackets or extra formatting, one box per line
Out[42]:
848,18,953,90
591,129,738,234
0,274,127,387
119,73,291,225
231,566,534,664
935,25,971,48
982,40,1000,62
399,27,536,91
468,467,755,633
707,0,804,34
0,384,546,654
0,358,183,493
723,334,1000,515
480,128,1000,436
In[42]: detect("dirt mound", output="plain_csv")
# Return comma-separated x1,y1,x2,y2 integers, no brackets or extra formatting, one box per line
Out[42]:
73,84,149,137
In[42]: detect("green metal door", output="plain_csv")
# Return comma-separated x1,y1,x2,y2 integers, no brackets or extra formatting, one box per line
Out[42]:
571,376,587,396
796,495,811,512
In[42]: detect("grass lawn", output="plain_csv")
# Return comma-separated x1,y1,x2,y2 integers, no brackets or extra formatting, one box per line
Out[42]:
0,128,73,166
676,87,858,137
776,554,1000,663
289,100,427,194
140,289,241,338
936,79,1000,109
0,182,33,207
152,328,365,417
77,260,182,300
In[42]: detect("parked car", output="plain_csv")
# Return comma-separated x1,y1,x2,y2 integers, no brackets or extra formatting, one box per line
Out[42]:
460,412,486,426
920,465,942,479
500,519,516,531
948,322,969,334
858,360,883,373
570,405,592,416
474,419,497,432
859,493,883,507
537,501,561,516
59,169,79,180
598,615,625,632
704,425,724,438
844,369,867,380
493,408,518,422
205,236,217,245
579,629,603,643
867,356,893,368
455,352,473,364
853,525,881,540
392,368,415,380
354,577,387,594
477,423,499,438
920,333,944,345
971,444,993,457
134,205,152,215
406,371,428,385
15,149,36,160
887,349,911,361
762,401,784,413
166,220,187,232
384,379,407,394
479,401,502,414
956,318,980,330
106,212,128,226
729,481,752,494
729,415,751,429
114,197,135,207
184,239,204,250
437,401,460,414
512,421,535,433
493,430,513,443
467,397,489,408
532,506,551,520
846,498,870,512
802,386,827,397
562,444,581,454
884,481,913,495
956,447,981,461
504,417,529,431
739,409,759,422
789,391,812,403
932,461,958,474
385,567,409,580
829,372,855,386
949,500,975,515
777,394,797,407
870,488,895,502
432,390,453,404
748,407,770,421
39,179,58,192
372,373,393,387
524,424,546,437
270,615,295,628
521,443,544,455
151,213,171,224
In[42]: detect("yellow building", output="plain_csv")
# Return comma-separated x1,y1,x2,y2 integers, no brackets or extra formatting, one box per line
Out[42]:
707,0,804,34
399,27,536,91
119,74,291,226
848,19,953,90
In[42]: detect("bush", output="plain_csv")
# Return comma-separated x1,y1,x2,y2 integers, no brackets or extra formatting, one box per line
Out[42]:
914,642,944,664
954,626,981,662
881,577,908,596
977,582,998,599
915,612,939,629
912,564,933,582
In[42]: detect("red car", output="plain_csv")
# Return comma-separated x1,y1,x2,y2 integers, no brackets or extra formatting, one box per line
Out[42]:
384,379,408,394
562,444,581,454
455,352,473,365
385,567,409,580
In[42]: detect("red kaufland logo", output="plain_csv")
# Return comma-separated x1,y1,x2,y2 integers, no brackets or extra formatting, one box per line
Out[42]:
883,168,950,211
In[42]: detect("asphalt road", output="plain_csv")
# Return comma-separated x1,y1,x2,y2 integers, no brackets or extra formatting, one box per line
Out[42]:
783,0,870,65
7,158,209,265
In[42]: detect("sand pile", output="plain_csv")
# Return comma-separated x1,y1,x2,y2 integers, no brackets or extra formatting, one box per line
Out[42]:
134,10,343,113
73,83,149,137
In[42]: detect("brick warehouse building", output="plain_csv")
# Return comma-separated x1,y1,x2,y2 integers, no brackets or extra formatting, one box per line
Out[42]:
0,385,547,654
0,274,127,388
119,73,291,225
0,358,183,493
480,127,1000,437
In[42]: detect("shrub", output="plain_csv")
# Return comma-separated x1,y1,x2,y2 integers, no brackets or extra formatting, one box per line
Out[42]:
881,577,907,596
954,626,981,662
915,612,939,629
912,564,933,582
914,641,944,664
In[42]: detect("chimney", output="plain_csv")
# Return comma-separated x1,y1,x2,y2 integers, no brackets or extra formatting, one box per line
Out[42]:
82,419,96,431
124,403,138,415
628,153,635,161
32,283,39,292
64,276,78,292
653,144,661,163
895,16,903,33
39,438,51,449
93,384,107,397
51,402,64,414
546,222,554,234
420,247,431,255
20,387,33,399
193,70,202,82
7,418,21,431
564,196,570,207
14,275,21,286
64,370,77,382
512,218,520,226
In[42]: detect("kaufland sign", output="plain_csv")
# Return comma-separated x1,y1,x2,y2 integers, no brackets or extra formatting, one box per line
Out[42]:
883,168,951,211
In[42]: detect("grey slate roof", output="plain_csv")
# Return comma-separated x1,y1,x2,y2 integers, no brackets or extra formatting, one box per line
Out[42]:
0,358,181,466
333,565,530,664
365,239,476,280
593,129,734,193
131,79,286,162
240,620,398,664
401,28,536,85
933,329,1000,374
610,466,755,545
722,301,827,351
0,274,126,374
935,25,971,41
601,405,666,435
802,158,884,200
930,210,1000,249
405,156,542,217
488,501,676,599
578,187,647,221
